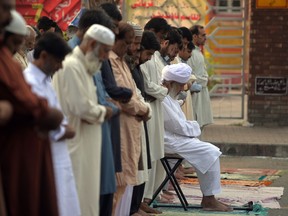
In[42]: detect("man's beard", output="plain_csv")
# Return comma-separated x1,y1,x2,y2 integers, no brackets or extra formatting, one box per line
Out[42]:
125,54,139,71
85,49,102,75
168,84,180,100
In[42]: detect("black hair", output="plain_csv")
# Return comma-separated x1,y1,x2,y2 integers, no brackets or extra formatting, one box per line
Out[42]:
54,23,63,37
78,9,113,31
100,3,122,21
31,26,41,41
166,27,182,48
144,17,170,34
187,41,195,50
141,31,160,51
33,32,71,60
179,27,192,41
190,25,204,36
37,16,54,32
116,22,134,40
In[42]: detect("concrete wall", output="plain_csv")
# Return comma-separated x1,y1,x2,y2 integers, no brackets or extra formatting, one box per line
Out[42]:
248,0,288,126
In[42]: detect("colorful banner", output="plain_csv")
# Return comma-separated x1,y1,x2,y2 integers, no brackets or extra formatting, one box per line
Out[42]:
16,0,81,30
124,0,206,28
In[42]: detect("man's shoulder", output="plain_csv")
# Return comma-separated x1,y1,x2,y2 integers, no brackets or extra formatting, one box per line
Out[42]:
63,52,78,63
140,55,157,72
67,36,80,49
63,52,84,70
101,60,112,72
23,69,37,86
192,48,203,57
23,65,40,84
162,96,170,104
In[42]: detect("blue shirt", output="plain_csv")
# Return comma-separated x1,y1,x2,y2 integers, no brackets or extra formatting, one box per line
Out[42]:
68,35,81,49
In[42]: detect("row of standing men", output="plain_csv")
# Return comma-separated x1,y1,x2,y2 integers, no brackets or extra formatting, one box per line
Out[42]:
0,2,221,216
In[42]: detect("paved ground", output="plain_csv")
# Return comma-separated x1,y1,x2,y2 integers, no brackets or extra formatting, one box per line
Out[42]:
202,93,288,157
202,123,288,157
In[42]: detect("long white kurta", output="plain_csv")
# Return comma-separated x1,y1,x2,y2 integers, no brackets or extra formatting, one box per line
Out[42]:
187,46,213,127
162,95,221,174
52,46,106,216
24,63,80,216
140,51,168,161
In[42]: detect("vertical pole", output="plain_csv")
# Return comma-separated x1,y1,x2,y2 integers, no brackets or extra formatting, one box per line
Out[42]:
241,0,248,119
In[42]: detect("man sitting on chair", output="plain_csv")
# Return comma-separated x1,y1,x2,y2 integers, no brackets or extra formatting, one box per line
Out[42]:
161,63,232,212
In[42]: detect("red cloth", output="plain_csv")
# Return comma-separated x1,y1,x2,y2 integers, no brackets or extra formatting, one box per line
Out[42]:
0,45,59,216
16,0,81,30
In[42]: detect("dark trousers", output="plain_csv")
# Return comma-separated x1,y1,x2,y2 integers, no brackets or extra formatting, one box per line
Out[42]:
100,193,113,216
130,183,145,215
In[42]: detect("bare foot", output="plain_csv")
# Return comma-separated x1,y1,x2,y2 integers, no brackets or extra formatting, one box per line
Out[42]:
161,191,175,200
156,195,174,203
163,190,174,196
175,170,186,180
140,202,162,214
201,196,233,212
220,201,231,207
137,209,150,216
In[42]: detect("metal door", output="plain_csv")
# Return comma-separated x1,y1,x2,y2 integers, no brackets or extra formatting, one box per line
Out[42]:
204,0,248,119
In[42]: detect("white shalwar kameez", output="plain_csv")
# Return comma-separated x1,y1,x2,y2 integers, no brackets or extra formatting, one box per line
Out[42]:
140,51,168,199
24,63,80,216
162,95,222,195
140,51,168,161
187,46,213,127
53,46,106,216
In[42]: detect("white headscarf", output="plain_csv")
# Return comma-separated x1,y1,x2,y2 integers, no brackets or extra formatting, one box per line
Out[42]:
85,24,115,46
127,21,143,37
5,10,28,36
162,63,192,84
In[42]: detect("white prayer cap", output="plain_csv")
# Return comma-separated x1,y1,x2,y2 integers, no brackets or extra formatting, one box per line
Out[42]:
5,10,28,36
162,63,192,84
26,25,36,37
127,21,143,37
85,24,115,46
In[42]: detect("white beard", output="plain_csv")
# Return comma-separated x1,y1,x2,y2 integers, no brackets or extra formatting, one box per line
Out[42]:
168,84,179,100
85,47,102,75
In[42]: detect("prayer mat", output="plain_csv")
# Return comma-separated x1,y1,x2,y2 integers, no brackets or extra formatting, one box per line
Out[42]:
164,185,283,209
161,167,283,215
158,203,268,216
221,168,282,176
180,178,273,187
183,168,283,189
184,170,283,181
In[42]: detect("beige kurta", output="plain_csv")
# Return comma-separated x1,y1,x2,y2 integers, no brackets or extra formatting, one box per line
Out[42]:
187,46,213,127
140,51,168,161
109,51,149,186
181,91,194,121
137,121,149,184
14,52,28,70
52,46,106,216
